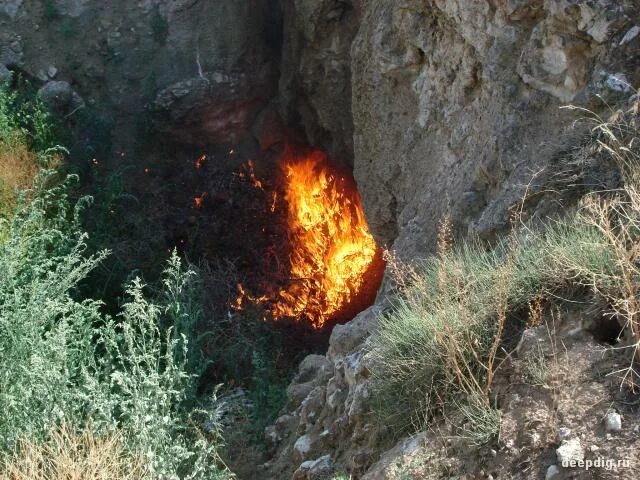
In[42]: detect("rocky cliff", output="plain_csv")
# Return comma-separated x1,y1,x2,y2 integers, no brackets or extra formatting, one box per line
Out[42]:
266,1,640,479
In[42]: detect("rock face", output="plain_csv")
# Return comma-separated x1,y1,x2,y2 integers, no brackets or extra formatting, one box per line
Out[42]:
264,306,384,478
351,0,636,255
267,0,639,478
280,0,638,256
278,0,362,166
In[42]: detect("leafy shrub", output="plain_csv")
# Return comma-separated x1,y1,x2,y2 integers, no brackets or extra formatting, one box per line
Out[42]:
0,80,59,153
0,175,230,478
0,78,232,479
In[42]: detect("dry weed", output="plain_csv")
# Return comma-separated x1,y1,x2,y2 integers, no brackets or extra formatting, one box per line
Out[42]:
0,423,149,480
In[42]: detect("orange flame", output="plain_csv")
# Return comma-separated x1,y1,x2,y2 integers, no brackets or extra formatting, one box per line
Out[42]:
195,154,207,169
273,149,379,328
233,149,381,328
194,192,206,208
235,160,264,190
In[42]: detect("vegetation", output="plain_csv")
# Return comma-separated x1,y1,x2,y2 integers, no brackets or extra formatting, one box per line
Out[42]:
0,83,232,479
370,97,640,443
1,423,148,480
43,0,60,22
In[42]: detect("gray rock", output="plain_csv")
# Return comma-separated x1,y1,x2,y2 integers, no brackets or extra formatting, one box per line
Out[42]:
545,465,561,480
279,0,360,165
0,65,12,83
37,81,85,113
293,455,334,480
605,412,622,432
556,438,585,464
605,73,632,93
293,434,321,465
557,426,572,442
0,0,22,19
620,26,640,46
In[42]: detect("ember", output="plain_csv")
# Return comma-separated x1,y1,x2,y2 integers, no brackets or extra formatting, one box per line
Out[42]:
194,192,207,208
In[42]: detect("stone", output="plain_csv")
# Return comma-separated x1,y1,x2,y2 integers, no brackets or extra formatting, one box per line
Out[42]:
0,0,22,19
605,73,632,93
545,465,561,480
278,0,360,165
328,306,379,360
294,355,331,384
0,65,12,83
620,26,640,46
293,434,313,464
37,80,85,114
47,66,58,78
556,438,584,464
605,412,622,432
557,427,572,442
293,455,334,480
55,0,92,17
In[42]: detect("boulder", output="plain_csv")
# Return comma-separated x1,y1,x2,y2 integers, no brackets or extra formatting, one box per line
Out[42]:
37,80,85,114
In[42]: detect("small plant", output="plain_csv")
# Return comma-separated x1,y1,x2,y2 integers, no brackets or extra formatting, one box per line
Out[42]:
456,396,502,446
0,423,149,480
523,344,550,387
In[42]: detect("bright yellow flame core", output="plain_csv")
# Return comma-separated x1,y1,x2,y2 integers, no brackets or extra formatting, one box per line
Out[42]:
271,150,379,328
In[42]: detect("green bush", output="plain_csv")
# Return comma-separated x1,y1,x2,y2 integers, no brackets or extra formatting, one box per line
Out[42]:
0,171,232,478
370,217,615,437
0,80,59,153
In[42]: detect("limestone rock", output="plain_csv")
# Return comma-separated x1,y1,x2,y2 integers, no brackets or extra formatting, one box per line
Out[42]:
0,0,22,19
54,0,92,17
293,455,334,480
278,0,361,165
545,465,561,480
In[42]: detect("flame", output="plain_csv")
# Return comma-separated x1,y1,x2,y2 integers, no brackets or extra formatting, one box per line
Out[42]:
194,192,206,208
195,154,207,169
272,149,379,328
232,148,381,329
234,160,264,190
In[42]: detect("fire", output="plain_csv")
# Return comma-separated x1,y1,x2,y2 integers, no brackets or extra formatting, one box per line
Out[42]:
234,160,264,190
233,147,382,329
272,150,379,327
194,192,206,208
195,154,207,169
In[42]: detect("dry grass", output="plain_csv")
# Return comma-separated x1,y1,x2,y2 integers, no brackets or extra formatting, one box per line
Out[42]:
0,423,149,480
0,133,40,217
561,95,640,390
